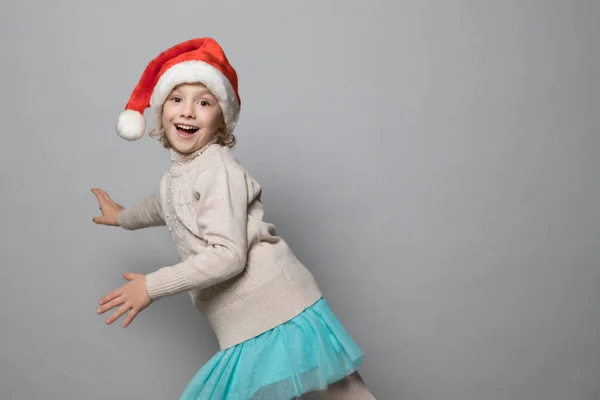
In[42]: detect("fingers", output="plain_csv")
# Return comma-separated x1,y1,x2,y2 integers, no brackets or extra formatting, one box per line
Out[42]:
91,188,114,207
97,291,129,325
99,190,113,205
99,289,122,306
99,298,141,328
91,189,107,212
99,189,116,207
98,277,150,328
97,294,124,315
105,303,131,325
122,309,138,328
92,215,113,225
91,187,108,197
91,188,106,203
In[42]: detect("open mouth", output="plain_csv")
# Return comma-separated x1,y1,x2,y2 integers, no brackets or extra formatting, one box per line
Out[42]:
175,124,199,138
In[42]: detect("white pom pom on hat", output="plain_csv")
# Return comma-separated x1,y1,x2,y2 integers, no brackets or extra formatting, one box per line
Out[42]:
116,109,146,141
115,37,241,141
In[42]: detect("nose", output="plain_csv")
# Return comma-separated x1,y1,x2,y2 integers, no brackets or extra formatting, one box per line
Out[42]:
180,101,195,118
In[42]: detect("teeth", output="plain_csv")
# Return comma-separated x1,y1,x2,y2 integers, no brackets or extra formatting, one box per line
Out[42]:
176,124,198,131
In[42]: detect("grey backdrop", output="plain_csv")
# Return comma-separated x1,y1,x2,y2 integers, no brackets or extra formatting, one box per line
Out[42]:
1,1,599,399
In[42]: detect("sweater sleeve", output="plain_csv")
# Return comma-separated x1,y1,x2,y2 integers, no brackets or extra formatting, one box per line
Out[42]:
117,193,166,230
144,161,249,300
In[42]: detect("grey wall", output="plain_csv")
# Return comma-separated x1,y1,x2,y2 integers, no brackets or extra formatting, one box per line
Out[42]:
1,1,599,399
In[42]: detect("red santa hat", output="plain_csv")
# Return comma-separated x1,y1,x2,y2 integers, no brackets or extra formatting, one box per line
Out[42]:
116,37,241,141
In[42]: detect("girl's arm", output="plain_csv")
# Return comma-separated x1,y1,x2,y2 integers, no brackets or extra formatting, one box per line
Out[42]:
117,193,166,230
144,161,252,300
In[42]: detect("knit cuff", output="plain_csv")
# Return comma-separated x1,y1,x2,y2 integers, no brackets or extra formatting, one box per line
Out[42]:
116,208,143,230
145,267,190,300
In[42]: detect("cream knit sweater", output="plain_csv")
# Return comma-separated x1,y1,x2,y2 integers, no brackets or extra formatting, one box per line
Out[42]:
117,142,323,349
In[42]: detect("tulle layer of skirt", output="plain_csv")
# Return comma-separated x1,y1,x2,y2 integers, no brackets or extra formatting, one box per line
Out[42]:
179,297,365,399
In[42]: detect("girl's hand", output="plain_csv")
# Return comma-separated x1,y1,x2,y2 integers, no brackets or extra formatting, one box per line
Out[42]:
91,188,124,226
97,273,152,328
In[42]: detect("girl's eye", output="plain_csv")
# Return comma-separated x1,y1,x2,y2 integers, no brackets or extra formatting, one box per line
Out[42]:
171,97,181,102
199,100,209,106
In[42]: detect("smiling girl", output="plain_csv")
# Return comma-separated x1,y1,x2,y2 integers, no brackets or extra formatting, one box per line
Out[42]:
92,37,375,399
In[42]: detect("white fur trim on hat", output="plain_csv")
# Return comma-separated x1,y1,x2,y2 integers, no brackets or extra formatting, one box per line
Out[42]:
116,109,146,141
149,61,240,133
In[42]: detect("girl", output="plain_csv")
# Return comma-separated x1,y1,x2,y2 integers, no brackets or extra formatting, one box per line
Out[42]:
92,37,375,399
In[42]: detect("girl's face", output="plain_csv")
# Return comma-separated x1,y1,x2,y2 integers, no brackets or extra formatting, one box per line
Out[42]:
161,83,223,154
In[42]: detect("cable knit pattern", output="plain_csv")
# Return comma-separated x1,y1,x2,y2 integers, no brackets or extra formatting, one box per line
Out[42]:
116,143,322,349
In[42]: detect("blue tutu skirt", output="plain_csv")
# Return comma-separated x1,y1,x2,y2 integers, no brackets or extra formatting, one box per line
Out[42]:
179,297,365,399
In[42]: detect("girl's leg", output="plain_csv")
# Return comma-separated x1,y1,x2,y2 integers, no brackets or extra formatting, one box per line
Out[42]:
315,372,376,399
